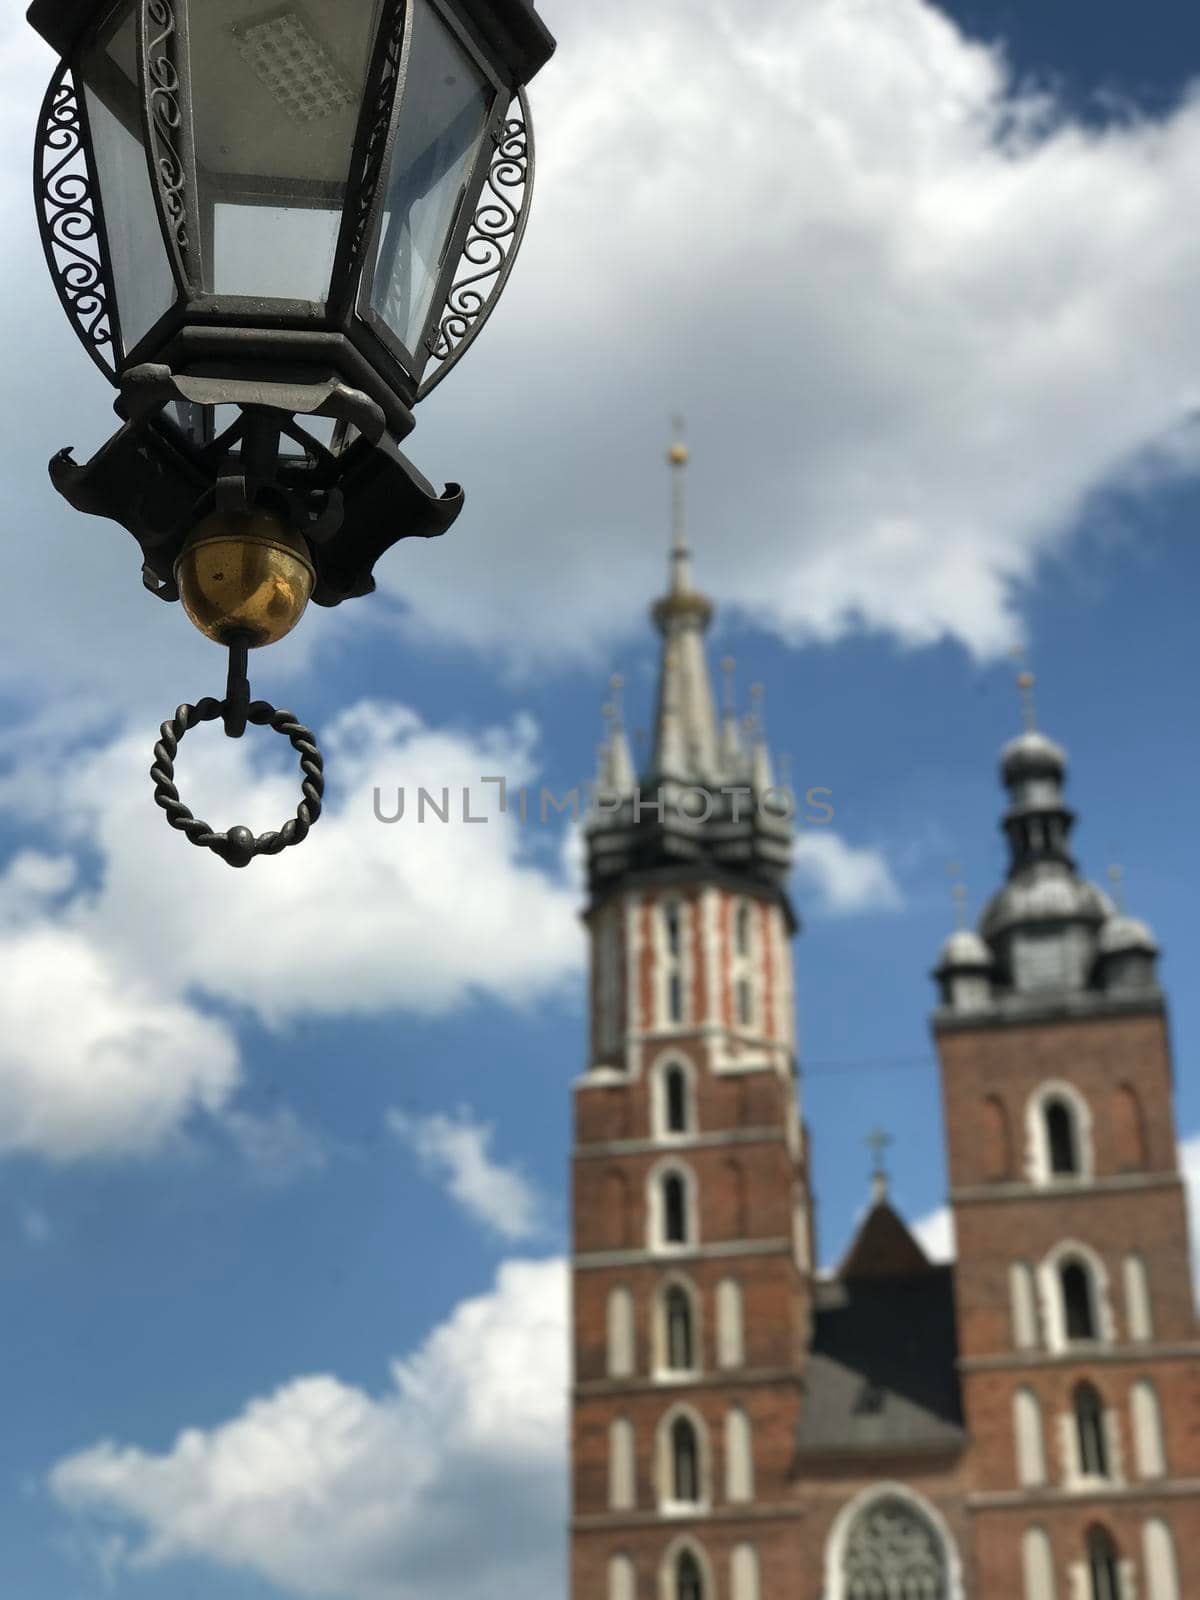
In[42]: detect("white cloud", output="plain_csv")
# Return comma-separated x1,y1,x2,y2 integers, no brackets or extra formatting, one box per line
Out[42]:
912,1204,955,1263
222,1108,328,1189
50,1258,569,1600
0,700,584,1030
387,1108,542,1242
0,850,240,1162
376,0,1200,668
793,830,903,915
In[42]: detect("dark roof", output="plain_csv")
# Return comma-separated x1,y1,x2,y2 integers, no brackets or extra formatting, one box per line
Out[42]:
796,1266,965,1458
838,1199,934,1280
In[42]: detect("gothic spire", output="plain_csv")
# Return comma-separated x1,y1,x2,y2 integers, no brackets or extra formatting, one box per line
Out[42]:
648,427,720,783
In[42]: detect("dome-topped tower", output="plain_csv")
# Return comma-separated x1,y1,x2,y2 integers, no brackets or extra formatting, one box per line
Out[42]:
936,674,1160,1014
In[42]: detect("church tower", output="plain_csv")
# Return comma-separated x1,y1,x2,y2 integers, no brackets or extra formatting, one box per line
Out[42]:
570,440,811,1600
934,681,1200,1597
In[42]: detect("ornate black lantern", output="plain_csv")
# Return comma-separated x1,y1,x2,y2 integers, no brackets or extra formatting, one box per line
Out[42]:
29,0,554,866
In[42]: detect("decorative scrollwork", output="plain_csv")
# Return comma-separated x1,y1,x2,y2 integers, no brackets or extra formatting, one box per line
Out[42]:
35,63,117,378
843,1499,949,1599
343,0,408,271
143,0,189,263
418,90,534,399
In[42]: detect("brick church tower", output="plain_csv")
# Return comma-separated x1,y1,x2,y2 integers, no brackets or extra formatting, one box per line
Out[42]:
569,445,1199,1599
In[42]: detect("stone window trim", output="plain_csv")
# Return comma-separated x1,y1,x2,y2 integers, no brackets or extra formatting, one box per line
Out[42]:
1027,1080,1094,1187
1037,1240,1116,1354
652,1052,699,1141
657,1536,715,1600
647,1159,700,1255
654,1273,702,1382
822,1481,966,1600
655,1405,711,1517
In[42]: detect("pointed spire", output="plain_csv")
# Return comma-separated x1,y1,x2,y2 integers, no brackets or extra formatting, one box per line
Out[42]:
649,423,719,782
719,656,743,776
606,673,634,793
748,682,775,792
1107,862,1126,913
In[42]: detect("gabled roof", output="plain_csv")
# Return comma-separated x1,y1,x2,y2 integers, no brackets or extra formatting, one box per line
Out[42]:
838,1198,935,1281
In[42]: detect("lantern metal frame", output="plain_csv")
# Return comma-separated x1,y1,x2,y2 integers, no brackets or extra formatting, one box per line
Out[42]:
27,0,553,865
30,0,552,608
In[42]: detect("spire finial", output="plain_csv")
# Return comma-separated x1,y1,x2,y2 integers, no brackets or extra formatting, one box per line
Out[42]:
866,1128,893,1203
667,416,690,582
1010,648,1037,732
1108,861,1125,912
609,673,626,728
948,860,968,931
720,656,737,715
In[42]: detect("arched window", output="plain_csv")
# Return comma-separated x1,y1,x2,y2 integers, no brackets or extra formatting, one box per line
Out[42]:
839,1494,950,1599
735,901,752,958
1086,1527,1120,1600
665,1285,695,1371
736,977,753,1027
607,1286,635,1378
1022,1527,1056,1600
666,1066,688,1134
676,1549,703,1600
1075,1383,1110,1479
1131,1380,1166,1479
671,1417,700,1502
1061,1260,1098,1341
663,1172,688,1244
662,901,684,1025
1014,1388,1047,1487
1046,1098,1080,1176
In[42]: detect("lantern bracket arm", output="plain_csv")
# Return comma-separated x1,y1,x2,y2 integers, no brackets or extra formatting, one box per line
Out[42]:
117,364,390,447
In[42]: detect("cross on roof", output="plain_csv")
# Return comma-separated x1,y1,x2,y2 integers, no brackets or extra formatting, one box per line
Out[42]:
866,1128,892,1176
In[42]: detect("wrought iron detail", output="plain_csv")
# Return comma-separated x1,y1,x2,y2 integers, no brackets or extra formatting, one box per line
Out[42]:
143,0,190,268
35,63,118,379
842,1498,949,1600
152,699,325,868
418,90,534,399
342,0,408,274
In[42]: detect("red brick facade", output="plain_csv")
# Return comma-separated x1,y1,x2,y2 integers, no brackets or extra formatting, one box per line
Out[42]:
570,886,1200,1599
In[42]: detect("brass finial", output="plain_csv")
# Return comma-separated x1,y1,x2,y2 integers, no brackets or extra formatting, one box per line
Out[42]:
667,412,689,469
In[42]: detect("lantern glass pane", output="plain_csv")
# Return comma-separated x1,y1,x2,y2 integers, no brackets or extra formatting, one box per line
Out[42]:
366,0,494,358
187,0,383,302
79,0,176,353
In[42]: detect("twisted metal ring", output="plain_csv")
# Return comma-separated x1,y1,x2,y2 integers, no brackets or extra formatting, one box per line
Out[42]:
151,698,324,868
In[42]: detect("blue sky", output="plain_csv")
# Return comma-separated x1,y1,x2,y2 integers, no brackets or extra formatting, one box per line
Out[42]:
2,1,1200,1596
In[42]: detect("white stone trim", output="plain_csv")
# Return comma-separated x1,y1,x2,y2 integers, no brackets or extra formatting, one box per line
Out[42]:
1131,1380,1166,1480
608,1553,636,1600
716,1277,745,1369
609,1416,636,1511
653,1272,702,1383
646,1158,700,1254
1011,1260,1041,1351
731,1542,760,1600
1142,1518,1181,1600
652,1051,699,1141
607,1285,635,1379
1022,1526,1056,1600
654,1404,711,1517
724,1405,755,1502
1014,1387,1048,1487
658,1535,716,1600
1124,1254,1154,1344
823,1482,965,1600
1038,1239,1116,1353
1026,1080,1094,1186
